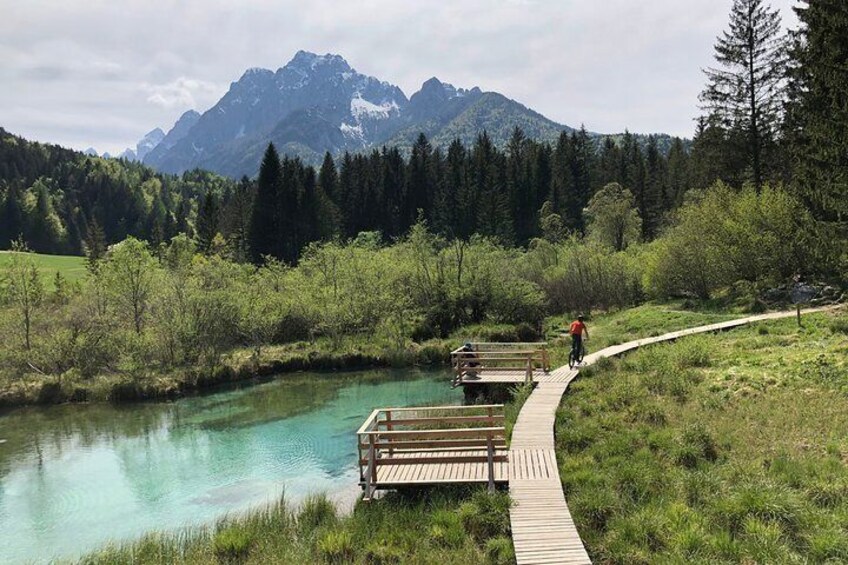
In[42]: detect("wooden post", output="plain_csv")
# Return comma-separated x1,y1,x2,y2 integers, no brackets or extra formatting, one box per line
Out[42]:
525,356,532,385
487,433,495,493
386,410,393,456
357,435,364,483
367,432,377,500
542,348,550,373
797,305,802,327
487,406,494,425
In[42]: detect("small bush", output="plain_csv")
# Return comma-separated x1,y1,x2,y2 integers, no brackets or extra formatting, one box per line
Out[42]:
212,526,254,563
458,490,511,542
317,530,355,563
717,483,802,533
363,541,403,564
807,528,848,562
672,338,713,369
633,403,666,426
829,317,848,335
571,488,620,532
429,510,466,548
674,425,718,468
484,536,515,564
806,480,848,508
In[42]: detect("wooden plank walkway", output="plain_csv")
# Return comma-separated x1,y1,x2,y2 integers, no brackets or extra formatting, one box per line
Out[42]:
372,449,509,486
507,307,837,565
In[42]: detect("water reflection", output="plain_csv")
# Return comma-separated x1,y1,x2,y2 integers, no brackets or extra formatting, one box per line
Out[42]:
0,368,459,563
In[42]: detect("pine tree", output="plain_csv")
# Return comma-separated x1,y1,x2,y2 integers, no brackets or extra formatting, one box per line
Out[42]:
785,0,848,226
249,143,282,262
666,138,691,209
84,218,107,273
643,136,667,237
406,133,434,231
569,128,594,231
222,176,254,262
506,127,534,243
195,191,220,254
0,189,24,249
700,0,787,188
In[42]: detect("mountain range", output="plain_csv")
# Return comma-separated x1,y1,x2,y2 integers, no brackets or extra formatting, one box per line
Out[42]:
120,51,674,178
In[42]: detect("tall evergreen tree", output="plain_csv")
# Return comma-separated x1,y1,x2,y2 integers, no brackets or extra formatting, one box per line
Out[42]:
700,0,787,188
195,191,220,254
785,0,848,226
665,138,691,209
249,143,282,262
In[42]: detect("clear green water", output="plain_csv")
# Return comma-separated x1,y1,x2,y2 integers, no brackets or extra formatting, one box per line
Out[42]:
0,369,461,563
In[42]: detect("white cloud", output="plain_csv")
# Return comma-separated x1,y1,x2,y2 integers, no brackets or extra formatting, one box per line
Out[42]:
142,77,222,109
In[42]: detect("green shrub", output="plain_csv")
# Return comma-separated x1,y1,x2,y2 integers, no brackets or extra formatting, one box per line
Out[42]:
829,317,848,335
806,479,848,508
633,403,666,426
807,527,848,562
363,541,403,564
672,338,713,368
429,510,466,548
716,483,802,533
212,526,254,563
484,536,515,564
674,425,718,468
458,490,511,542
316,530,355,563
571,488,620,532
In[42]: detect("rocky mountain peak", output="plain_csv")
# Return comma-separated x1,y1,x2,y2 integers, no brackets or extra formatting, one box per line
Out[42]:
286,50,352,73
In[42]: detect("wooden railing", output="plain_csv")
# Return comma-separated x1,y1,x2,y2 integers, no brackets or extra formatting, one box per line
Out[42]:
450,342,550,387
357,405,507,501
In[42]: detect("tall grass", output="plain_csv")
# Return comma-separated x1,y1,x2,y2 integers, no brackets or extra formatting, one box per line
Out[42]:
557,312,848,563
77,487,513,564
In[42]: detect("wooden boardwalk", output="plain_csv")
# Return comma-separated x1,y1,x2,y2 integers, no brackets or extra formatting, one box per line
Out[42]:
506,307,836,565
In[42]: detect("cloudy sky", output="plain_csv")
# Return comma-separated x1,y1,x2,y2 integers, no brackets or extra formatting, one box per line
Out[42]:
0,0,799,155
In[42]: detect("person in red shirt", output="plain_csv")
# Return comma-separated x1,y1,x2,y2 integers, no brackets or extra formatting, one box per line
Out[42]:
569,315,589,363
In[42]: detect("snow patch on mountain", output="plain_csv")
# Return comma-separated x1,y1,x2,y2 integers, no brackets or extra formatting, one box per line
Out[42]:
350,96,400,120
339,122,364,141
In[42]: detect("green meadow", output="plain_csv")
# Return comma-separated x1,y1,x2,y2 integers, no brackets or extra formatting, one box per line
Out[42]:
558,309,848,563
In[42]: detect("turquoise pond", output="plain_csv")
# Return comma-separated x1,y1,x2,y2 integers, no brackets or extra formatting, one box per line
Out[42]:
0,369,462,563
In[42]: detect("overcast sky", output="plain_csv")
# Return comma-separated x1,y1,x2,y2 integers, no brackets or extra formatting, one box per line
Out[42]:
0,0,799,155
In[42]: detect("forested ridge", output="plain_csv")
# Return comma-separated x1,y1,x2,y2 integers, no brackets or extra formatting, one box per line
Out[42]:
0,124,696,259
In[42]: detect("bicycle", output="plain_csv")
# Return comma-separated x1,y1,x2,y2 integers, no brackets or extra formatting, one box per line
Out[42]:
568,340,586,369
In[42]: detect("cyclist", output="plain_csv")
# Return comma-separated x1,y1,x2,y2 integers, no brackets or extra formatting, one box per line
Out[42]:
569,315,589,363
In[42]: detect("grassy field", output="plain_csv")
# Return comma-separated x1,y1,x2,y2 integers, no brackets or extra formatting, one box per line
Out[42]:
556,309,848,563
75,487,514,565
0,250,87,289
544,302,740,368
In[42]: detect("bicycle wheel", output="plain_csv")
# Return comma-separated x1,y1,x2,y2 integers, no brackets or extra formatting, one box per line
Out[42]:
568,350,576,369
578,345,586,363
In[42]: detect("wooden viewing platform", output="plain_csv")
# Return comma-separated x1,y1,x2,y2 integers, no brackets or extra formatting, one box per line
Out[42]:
451,342,550,387
357,405,509,501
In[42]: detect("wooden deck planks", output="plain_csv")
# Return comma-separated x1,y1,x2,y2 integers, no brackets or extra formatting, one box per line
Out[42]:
370,448,510,487
507,307,836,565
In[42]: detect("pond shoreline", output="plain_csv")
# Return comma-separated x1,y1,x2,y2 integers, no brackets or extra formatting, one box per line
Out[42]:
0,344,454,411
